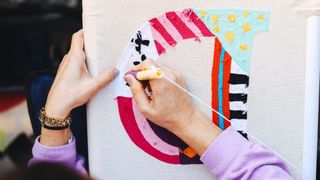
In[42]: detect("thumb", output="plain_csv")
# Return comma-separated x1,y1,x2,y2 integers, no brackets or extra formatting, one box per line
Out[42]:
94,68,119,90
125,74,152,116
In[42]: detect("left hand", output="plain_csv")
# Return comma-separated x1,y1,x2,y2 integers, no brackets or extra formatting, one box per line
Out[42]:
45,30,118,119
41,29,118,146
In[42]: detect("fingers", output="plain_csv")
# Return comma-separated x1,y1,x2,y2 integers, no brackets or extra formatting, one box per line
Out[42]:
67,30,86,68
125,74,152,116
94,68,119,90
70,29,84,53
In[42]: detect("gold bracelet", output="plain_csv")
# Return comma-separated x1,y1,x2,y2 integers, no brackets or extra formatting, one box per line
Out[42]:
39,107,72,130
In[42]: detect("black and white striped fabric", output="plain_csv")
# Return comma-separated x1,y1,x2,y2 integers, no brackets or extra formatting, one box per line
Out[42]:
229,62,249,134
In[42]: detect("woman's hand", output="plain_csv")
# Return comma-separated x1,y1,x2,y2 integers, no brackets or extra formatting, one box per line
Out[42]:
45,30,118,119
125,60,221,156
125,60,195,132
41,30,118,146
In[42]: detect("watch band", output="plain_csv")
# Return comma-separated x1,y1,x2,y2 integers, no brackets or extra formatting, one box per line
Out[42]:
39,107,72,130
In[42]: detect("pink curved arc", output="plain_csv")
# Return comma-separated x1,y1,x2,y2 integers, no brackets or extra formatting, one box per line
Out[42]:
132,99,180,156
117,97,180,164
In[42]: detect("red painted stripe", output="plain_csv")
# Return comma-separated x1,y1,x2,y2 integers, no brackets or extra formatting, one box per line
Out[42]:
149,18,177,46
188,9,214,37
117,97,180,164
211,38,222,125
222,51,232,128
165,12,196,39
154,40,166,55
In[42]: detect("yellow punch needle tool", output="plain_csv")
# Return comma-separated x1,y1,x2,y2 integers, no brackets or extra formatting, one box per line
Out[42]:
126,67,164,81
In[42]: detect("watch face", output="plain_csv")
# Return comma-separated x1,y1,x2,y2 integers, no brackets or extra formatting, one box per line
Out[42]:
115,8,269,164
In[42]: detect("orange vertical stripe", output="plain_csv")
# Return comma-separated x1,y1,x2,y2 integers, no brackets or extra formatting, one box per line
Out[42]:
212,38,222,125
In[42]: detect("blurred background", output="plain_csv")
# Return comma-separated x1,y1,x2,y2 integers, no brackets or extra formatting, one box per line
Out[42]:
0,0,82,175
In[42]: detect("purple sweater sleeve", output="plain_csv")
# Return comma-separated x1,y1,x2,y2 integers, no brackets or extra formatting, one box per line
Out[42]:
200,127,294,180
29,128,293,179
28,136,87,175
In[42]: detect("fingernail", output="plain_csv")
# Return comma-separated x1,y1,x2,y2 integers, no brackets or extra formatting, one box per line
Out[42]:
125,75,132,85
113,69,119,78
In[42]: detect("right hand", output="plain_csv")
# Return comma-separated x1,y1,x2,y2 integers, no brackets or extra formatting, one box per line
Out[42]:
124,60,196,133
125,60,221,156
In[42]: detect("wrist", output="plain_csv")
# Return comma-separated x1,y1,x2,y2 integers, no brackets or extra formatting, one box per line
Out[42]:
40,127,71,147
45,101,71,119
168,107,198,135
171,109,222,156
40,102,73,146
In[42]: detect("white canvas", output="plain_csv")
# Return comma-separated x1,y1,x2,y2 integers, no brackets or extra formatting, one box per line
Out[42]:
82,0,319,179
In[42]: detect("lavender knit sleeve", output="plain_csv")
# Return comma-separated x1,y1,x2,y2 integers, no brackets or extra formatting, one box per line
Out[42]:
28,136,87,175
200,127,294,180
